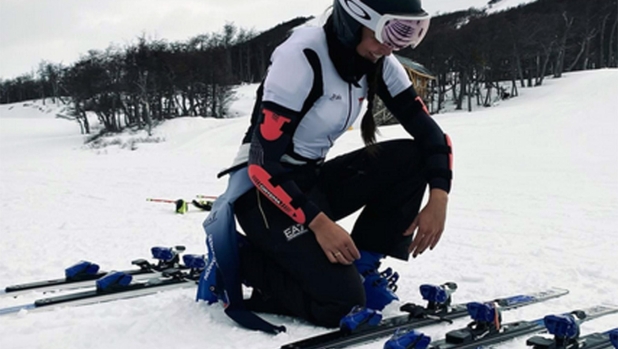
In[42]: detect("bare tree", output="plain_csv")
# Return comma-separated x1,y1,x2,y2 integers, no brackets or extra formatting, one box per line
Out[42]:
599,13,612,67
554,12,575,78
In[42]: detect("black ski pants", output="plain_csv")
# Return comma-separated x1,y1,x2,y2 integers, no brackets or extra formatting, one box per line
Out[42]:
234,139,428,327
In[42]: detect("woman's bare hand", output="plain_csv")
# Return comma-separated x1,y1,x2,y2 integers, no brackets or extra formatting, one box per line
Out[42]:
309,213,360,264
404,189,448,258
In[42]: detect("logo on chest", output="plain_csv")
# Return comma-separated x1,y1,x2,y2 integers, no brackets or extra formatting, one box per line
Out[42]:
329,93,342,101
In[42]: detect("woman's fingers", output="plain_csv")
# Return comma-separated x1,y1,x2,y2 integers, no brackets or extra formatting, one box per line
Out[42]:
311,213,360,265
326,250,338,263
346,242,361,260
410,233,428,257
430,230,444,250
330,242,358,265
332,250,352,265
409,228,436,257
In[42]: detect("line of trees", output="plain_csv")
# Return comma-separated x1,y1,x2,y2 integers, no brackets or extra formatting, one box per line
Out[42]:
407,0,618,112
0,18,312,134
1,0,616,130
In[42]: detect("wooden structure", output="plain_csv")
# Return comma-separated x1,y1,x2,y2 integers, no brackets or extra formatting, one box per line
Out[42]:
394,55,435,100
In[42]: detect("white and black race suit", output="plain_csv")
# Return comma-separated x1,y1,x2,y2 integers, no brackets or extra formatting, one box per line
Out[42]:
225,25,452,328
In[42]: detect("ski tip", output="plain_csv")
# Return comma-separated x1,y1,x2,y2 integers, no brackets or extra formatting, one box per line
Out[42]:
546,287,569,295
0,303,35,316
588,303,618,315
496,287,570,308
557,304,618,322
534,287,570,298
599,302,618,309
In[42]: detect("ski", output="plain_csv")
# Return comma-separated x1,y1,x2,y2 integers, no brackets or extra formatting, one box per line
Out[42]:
0,254,205,316
281,283,569,349
386,303,618,349
527,327,618,349
0,246,187,298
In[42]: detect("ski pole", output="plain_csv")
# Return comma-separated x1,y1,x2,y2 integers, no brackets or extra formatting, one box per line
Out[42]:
196,195,218,200
146,198,213,214
146,198,177,204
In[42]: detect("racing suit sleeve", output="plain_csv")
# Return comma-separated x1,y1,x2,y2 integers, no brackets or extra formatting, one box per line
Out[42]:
247,46,322,226
377,56,453,193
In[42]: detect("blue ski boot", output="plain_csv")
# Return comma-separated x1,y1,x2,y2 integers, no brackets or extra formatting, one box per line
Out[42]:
354,250,399,310
196,235,228,305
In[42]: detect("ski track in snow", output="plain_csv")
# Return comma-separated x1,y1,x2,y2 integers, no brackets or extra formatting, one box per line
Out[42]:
1,70,617,348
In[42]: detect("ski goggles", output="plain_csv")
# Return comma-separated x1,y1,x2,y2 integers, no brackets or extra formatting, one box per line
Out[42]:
338,0,431,50
374,14,430,50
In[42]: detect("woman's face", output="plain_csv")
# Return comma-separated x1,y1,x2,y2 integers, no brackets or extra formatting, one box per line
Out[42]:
356,26,394,63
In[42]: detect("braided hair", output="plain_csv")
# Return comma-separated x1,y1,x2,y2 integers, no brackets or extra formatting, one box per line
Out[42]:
360,59,383,147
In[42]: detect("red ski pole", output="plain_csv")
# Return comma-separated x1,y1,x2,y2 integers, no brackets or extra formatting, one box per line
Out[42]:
146,198,177,204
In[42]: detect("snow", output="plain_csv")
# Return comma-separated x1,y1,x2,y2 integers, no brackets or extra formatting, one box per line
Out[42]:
1,69,617,348
422,0,539,15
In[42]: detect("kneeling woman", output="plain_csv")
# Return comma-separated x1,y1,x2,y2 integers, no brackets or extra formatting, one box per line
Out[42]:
198,0,452,333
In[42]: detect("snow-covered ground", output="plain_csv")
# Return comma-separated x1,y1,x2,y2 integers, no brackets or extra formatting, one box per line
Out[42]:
1,69,617,349
423,0,539,15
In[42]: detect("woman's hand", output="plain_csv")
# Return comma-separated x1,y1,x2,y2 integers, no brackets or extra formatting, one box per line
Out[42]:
404,189,448,258
309,213,360,265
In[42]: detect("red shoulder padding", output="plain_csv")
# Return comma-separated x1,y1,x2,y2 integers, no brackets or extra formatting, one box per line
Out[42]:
260,109,291,141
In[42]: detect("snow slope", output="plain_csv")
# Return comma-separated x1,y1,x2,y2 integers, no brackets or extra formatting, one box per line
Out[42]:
423,0,539,15
0,69,617,349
